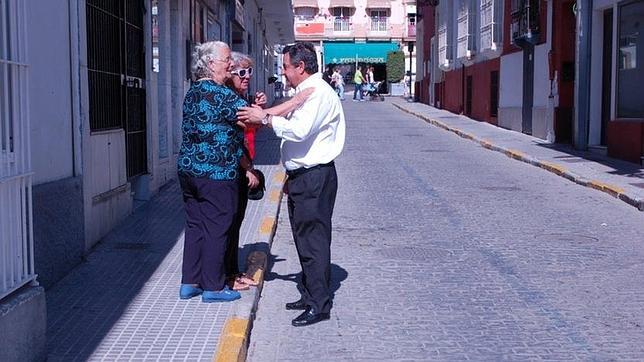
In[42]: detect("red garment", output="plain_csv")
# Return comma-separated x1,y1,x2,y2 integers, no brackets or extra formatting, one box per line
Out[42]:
244,128,257,160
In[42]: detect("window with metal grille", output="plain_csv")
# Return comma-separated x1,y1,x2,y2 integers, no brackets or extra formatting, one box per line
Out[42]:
86,0,147,178
333,7,352,32
490,70,499,117
370,10,388,32
86,1,124,131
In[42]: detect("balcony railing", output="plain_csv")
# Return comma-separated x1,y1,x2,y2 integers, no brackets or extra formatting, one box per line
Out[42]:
511,0,540,45
370,17,388,32
334,17,351,32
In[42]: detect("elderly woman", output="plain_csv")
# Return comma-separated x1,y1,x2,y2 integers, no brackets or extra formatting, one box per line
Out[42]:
224,52,315,291
177,41,248,303
224,52,262,291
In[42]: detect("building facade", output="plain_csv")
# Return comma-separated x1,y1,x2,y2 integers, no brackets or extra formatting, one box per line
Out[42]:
417,0,644,165
0,0,292,360
293,0,417,91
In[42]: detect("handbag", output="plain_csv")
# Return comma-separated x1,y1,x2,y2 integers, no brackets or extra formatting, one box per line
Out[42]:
247,169,265,200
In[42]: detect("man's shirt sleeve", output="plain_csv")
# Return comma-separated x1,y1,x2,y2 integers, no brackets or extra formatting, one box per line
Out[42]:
271,92,330,143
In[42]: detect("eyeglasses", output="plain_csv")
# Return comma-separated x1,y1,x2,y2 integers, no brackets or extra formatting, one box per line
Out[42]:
231,67,253,78
213,56,231,63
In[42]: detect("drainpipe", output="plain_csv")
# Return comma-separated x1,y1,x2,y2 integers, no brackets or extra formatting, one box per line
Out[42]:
574,0,593,150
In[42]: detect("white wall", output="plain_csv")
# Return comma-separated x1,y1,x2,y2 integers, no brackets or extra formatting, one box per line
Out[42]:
28,0,75,185
533,44,551,108
499,52,523,107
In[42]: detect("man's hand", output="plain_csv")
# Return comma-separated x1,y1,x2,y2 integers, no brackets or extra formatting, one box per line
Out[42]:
237,104,266,125
254,92,267,107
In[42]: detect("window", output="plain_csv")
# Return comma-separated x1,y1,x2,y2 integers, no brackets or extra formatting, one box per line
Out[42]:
333,7,352,32
438,24,448,66
480,0,495,50
457,0,472,58
370,10,388,32
617,0,644,118
294,7,317,21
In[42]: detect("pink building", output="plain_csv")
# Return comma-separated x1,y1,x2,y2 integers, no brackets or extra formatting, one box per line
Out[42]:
292,0,417,90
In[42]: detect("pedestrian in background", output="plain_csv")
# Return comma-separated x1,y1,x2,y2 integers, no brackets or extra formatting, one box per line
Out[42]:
177,41,246,303
353,65,365,101
332,67,345,100
237,42,346,327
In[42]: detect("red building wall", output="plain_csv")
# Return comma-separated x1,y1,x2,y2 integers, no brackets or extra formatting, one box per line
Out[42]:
441,59,501,124
418,4,435,105
607,122,644,164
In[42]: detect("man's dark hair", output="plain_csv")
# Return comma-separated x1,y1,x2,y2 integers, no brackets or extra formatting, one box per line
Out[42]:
282,42,318,74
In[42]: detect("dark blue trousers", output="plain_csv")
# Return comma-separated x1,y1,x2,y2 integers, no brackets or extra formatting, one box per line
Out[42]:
286,163,338,314
179,175,239,291
225,174,249,277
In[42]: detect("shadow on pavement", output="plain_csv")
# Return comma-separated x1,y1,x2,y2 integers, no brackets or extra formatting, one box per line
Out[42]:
264,250,348,299
537,142,644,179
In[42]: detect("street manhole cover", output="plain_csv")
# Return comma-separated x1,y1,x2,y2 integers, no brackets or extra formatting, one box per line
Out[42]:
377,247,454,261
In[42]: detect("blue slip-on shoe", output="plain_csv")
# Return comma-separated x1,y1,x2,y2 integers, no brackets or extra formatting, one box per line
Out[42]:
202,286,241,303
179,284,203,300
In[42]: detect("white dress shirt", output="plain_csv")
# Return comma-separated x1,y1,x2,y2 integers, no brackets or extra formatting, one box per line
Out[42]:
271,73,346,171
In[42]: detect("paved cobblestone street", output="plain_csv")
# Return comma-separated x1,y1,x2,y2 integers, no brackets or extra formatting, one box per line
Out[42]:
248,99,644,361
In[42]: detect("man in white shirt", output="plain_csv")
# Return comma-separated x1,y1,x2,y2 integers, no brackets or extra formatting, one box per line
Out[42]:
237,42,346,327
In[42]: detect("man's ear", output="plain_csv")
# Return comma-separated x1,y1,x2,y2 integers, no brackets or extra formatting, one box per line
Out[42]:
298,61,306,75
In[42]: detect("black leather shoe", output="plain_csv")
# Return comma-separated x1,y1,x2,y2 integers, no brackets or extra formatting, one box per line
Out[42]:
291,307,330,327
285,299,307,310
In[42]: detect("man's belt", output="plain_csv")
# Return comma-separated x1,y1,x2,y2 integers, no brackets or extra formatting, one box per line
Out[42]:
286,161,335,179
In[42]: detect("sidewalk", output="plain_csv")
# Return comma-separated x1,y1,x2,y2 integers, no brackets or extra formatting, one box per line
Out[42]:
46,127,285,361
391,99,644,211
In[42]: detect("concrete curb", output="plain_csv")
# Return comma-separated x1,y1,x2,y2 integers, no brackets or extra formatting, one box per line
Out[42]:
214,171,286,362
392,103,644,212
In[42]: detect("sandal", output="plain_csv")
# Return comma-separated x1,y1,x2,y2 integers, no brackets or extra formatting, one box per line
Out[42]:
237,273,259,286
227,276,250,291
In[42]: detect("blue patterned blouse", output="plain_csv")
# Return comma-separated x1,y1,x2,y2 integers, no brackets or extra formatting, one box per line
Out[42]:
177,80,248,180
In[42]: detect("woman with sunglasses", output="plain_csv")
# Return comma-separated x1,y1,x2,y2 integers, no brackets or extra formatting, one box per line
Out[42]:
225,52,315,291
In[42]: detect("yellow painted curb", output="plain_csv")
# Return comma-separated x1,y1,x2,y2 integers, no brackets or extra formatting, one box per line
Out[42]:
268,189,281,202
540,161,568,176
214,318,249,362
588,180,625,197
273,171,286,183
506,149,525,160
259,217,275,235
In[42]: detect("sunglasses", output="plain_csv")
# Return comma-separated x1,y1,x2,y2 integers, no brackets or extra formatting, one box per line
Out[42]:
231,67,253,78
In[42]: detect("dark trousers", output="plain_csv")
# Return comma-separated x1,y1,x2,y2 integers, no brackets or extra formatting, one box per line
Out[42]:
287,163,338,314
225,174,249,277
353,83,363,100
179,175,239,291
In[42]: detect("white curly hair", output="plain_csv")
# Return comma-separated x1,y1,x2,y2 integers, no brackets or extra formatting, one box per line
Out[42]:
191,41,229,79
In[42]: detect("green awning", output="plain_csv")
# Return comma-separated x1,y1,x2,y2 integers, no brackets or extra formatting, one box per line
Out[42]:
323,42,399,65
